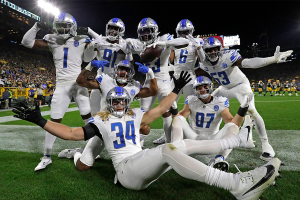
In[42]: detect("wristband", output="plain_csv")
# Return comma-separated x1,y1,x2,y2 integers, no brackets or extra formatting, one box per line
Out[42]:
237,106,249,117
37,118,47,128
146,68,155,80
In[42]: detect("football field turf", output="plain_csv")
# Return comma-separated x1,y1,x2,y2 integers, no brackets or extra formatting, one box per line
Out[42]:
0,93,299,200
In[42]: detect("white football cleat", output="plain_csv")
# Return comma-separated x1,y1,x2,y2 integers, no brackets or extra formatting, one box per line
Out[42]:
230,158,281,200
260,142,275,161
208,156,229,172
34,156,52,171
153,133,166,145
239,125,255,149
58,148,83,159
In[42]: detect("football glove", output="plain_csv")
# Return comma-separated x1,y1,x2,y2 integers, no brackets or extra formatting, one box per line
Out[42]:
77,27,88,35
136,62,149,74
274,46,293,63
12,101,47,128
147,41,166,49
91,60,110,71
37,21,49,30
186,34,202,49
172,71,192,94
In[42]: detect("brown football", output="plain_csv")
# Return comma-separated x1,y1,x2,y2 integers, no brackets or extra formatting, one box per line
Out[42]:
140,46,163,63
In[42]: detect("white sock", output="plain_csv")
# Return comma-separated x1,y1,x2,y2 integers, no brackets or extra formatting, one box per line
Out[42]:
219,134,240,151
83,118,90,125
140,134,147,147
163,115,172,143
74,152,82,167
44,132,57,156
205,166,237,191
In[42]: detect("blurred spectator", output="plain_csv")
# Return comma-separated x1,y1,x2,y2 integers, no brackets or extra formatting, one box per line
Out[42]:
36,84,44,106
28,86,35,107
3,88,10,109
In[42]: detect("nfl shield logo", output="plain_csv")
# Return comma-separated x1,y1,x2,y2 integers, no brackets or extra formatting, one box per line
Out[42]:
74,41,79,47
214,105,219,111
131,89,135,96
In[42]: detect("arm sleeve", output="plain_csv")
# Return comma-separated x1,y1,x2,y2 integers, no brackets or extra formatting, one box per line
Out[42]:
82,123,103,141
167,38,189,47
88,27,101,39
83,43,97,62
21,22,41,48
241,57,276,68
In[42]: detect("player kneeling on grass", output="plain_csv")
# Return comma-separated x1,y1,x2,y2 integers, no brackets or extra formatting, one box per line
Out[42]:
173,76,254,172
13,72,281,200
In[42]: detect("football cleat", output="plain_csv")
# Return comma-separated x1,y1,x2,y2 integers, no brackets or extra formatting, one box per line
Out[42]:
208,156,229,172
260,142,275,161
239,126,255,148
58,148,83,159
34,156,52,171
153,133,166,145
230,158,281,200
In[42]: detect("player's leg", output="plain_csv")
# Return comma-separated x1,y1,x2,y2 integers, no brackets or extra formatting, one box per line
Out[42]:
89,89,101,116
35,86,72,171
74,136,105,171
74,84,91,124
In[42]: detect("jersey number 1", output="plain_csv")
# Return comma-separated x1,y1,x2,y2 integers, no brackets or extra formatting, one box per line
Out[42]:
63,48,68,68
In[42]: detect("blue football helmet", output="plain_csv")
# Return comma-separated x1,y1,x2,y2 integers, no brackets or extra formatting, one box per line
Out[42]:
114,60,135,84
175,19,194,38
106,18,125,41
106,86,131,118
193,76,213,99
203,37,223,62
53,12,77,39
137,18,159,45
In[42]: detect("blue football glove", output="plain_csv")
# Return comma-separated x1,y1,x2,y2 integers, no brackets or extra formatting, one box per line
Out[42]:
91,60,110,71
136,62,149,74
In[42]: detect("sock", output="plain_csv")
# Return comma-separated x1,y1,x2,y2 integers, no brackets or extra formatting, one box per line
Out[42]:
83,118,90,125
44,132,57,156
163,115,172,143
205,166,237,191
74,152,82,167
140,134,147,147
219,134,240,151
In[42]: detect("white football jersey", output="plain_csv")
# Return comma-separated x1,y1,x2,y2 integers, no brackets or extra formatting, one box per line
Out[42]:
174,38,203,76
200,50,248,89
186,95,229,136
44,34,89,86
89,108,145,169
95,36,127,78
130,34,174,80
96,73,141,111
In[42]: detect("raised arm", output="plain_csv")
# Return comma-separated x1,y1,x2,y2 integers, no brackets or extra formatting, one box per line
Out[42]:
135,62,158,98
141,71,191,126
21,22,49,50
178,103,191,119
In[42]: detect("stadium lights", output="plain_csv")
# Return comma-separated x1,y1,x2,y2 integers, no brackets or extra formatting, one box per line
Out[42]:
37,0,60,16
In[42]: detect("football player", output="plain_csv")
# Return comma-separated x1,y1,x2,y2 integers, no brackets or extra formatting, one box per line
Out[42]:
258,80,264,96
275,80,281,96
283,81,290,96
174,76,254,172
152,19,206,145
126,18,190,144
272,81,277,95
187,36,293,161
251,82,255,93
264,79,273,96
13,73,281,200
59,60,158,168
290,79,298,96
21,12,100,171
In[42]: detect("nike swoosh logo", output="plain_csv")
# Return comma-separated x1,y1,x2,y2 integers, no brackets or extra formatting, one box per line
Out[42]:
243,165,275,196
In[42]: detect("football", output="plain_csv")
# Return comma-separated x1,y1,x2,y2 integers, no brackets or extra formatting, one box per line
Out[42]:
140,46,163,63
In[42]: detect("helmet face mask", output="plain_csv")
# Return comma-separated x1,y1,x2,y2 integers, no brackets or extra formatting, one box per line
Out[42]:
106,87,131,118
176,19,194,38
106,18,125,41
53,12,77,39
137,18,159,45
114,60,135,84
203,37,223,63
193,76,213,99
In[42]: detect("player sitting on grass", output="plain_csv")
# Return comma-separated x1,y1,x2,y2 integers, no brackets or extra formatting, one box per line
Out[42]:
173,76,254,172
13,71,281,200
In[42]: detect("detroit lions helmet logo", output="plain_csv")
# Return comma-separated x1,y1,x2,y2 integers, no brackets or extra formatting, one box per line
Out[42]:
74,41,79,47
131,89,135,96
214,105,219,111
222,62,228,69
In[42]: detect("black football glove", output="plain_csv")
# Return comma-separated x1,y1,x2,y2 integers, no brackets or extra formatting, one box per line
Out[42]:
37,21,49,30
12,101,47,128
172,71,192,94
77,27,88,35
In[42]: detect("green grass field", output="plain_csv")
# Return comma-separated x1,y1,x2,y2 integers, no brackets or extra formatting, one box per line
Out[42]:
0,93,300,200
